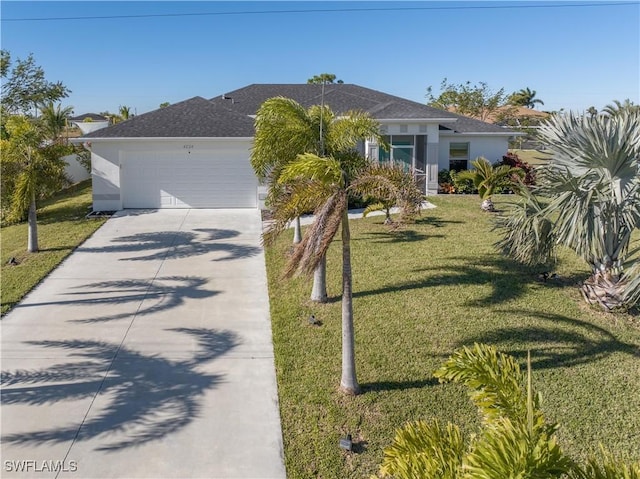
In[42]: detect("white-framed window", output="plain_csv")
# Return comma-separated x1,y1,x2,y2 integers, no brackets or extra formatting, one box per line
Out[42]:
449,142,469,171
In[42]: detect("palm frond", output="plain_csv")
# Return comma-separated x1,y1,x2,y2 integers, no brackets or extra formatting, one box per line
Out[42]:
326,110,385,154
283,190,347,277
250,97,318,181
570,446,640,479
378,420,465,479
350,163,423,223
433,343,536,425
279,153,343,186
493,190,556,267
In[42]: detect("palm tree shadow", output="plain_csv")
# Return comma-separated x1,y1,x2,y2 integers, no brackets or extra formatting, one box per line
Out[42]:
455,310,640,370
15,276,218,323
350,256,583,306
1,328,240,451
360,377,439,393
77,228,261,262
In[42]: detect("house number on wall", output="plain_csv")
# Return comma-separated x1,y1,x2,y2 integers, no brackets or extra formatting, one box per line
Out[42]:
183,145,194,149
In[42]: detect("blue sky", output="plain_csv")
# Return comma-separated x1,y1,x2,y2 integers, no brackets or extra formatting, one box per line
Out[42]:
2,1,639,116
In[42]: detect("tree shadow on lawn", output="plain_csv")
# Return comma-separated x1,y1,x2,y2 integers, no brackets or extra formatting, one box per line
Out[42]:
360,377,439,393
15,276,218,323
1,328,240,451
348,256,584,307
356,230,444,244
454,310,640,370
77,228,261,262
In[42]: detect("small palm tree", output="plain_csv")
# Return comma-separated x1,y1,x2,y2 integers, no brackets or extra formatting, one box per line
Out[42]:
1,116,69,251
377,344,639,479
495,110,640,310
457,157,524,212
510,87,545,109
266,154,422,394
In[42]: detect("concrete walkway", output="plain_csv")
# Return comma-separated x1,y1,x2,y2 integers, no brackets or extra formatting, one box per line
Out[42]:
1,209,286,479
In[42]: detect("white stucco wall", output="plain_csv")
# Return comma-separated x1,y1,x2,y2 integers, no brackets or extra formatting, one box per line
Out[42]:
89,138,255,211
61,154,91,184
437,135,511,172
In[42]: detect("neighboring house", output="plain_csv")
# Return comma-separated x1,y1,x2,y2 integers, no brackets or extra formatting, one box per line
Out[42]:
77,84,518,211
69,113,110,134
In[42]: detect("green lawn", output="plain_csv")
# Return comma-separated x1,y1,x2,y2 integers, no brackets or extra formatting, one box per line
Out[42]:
1,180,106,315
264,195,640,478
509,148,553,166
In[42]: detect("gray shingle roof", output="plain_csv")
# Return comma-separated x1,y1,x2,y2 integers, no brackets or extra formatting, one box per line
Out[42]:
70,113,108,122
82,97,255,138
82,85,515,139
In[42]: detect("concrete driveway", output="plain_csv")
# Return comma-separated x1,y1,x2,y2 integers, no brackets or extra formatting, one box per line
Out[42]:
1,209,286,479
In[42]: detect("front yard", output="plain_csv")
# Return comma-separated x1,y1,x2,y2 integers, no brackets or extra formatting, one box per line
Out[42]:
1,180,106,315
264,195,640,478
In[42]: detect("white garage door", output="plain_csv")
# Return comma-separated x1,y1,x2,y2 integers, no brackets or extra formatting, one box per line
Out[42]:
121,147,257,208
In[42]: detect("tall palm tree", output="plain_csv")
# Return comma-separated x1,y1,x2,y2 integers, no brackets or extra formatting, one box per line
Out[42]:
251,97,389,302
510,87,545,109
1,116,69,252
39,101,73,143
495,110,640,311
266,153,422,394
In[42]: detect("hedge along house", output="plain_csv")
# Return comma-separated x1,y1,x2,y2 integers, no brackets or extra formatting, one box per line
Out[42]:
77,84,518,211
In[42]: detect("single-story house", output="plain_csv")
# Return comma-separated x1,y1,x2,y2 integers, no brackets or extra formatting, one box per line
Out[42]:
76,84,518,211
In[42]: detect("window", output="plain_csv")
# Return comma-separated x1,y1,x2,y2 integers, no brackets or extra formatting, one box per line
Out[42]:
449,142,469,171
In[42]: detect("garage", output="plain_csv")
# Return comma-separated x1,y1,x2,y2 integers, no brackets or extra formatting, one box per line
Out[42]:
121,147,257,209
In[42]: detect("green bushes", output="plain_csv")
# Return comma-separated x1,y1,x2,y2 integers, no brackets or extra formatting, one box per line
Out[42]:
376,344,640,479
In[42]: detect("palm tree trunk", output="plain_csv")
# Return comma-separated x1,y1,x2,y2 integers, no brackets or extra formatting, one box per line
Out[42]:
293,216,302,244
27,193,38,253
310,255,328,303
581,270,626,311
340,208,360,395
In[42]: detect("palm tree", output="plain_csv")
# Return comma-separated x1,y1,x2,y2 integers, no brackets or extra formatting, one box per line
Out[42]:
377,344,637,478
1,116,69,252
39,101,73,143
119,105,132,121
266,152,422,395
251,97,389,302
602,98,640,116
495,110,640,311
510,87,545,109
456,157,524,211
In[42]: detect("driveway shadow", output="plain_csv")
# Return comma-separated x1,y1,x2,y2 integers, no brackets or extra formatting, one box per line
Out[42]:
454,310,640,370
15,276,217,323
78,228,261,262
1,328,239,451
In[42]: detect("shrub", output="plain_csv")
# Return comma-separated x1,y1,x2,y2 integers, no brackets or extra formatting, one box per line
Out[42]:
499,152,536,185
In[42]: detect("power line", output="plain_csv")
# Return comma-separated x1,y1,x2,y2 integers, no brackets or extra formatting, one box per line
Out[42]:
2,2,638,22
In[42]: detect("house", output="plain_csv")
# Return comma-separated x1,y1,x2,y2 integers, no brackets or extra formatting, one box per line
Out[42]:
69,113,110,135
77,84,518,211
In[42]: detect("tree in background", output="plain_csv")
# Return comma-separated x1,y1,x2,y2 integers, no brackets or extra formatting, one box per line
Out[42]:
0,50,70,117
426,78,507,121
159,102,171,108
307,73,343,84
602,98,640,116
586,106,598,118
119,105,132,120
495,110,640,311
1,116,71,251
39,101,74,144
509,87,545,109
